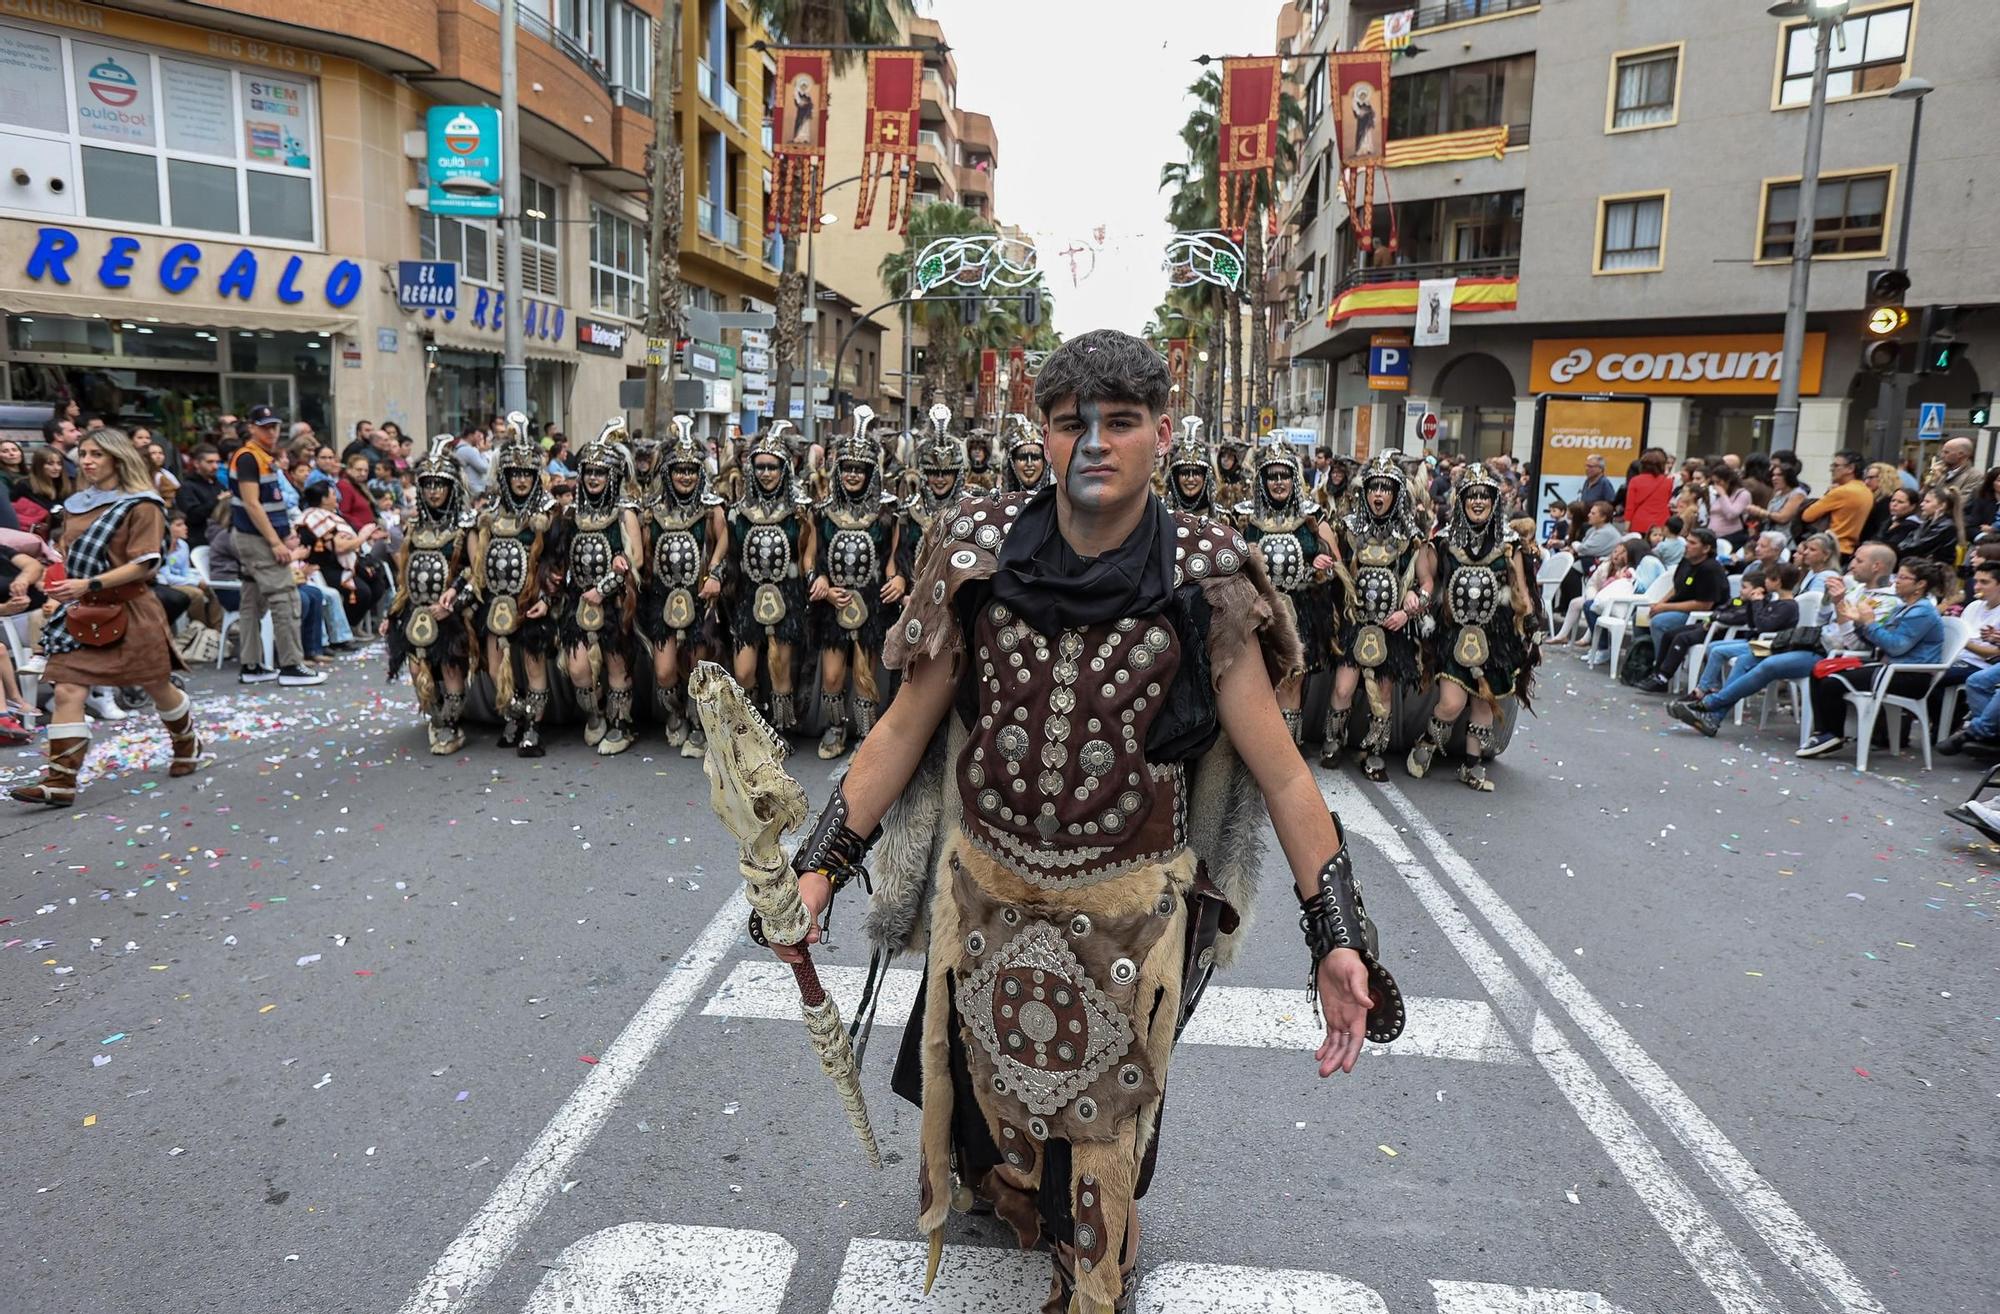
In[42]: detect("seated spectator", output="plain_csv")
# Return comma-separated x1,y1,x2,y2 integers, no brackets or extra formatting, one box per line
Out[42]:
1640,526,1728,650
0,538,47,737
298,482,381,634
1575,500,1620,568
174,443,228,546
1797,558,1949,757
1675,564,1804,698
1652,516,1687,571
1707,466,1753,548
1668,543,1905,738
1559,536,1641,646
1897,487,1962,572
1793,531,1841,594
1729,529,1788,578
1939,560,2000,755
12,445,65,532
156,511,225,633
1877,487,1921,553
305,444,340,489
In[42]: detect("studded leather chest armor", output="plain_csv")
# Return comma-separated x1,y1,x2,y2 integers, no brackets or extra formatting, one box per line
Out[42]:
743,523,792,585
1351,532,1415,623
823,511,880,591
1445,549,1502,627
484,533,529,597
405,545,453,607
570,529,613,584
652,520,704,588
958,601,1185,889
1251,525,1310,592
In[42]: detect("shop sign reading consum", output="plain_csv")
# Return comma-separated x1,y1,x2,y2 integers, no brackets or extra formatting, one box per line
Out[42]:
427,106,502,217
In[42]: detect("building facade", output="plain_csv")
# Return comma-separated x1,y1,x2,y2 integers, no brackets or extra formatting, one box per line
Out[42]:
1275,0,1999,476
0,0,779,450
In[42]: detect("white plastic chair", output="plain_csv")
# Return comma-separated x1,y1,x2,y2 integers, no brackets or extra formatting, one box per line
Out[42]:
1598,571,1676,678
2,613,36,729
1536,550,1574,634
1843,617,1972,772
192,545,241,669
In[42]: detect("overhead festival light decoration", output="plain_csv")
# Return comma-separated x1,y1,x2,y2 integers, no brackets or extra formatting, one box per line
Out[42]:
912,234,1044,294
1162,230,1245,291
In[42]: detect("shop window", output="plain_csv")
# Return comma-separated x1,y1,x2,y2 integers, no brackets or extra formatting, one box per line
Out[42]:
8,316,115,355
1388,54,1534,140
1777,3,1913,107
1758,170,1890,260
590,205,647,321
0,22,319,244
1596,192,1667,273
1608,45,1680,131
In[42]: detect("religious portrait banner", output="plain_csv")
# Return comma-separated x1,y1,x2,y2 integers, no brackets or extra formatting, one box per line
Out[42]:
1218,56,1282,231
1331,51,1390,168
771,49,830,236
1007,347,1029,415
856,50,923,232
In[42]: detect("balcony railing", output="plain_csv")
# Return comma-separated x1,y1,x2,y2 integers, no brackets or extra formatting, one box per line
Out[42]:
475,0,613,92
699,197,743,249
696,58,742,123
917,129,947,154
1411,0,1537,30
1331,255,1519,298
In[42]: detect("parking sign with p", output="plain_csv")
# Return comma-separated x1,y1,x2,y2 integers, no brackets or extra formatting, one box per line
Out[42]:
1369,333,1411,392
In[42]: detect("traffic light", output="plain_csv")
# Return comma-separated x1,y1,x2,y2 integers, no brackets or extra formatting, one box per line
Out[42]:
1972,391,1994,427
1020,292,1041,329
1865,267,1911,310
1861,304,1909,376
1917,304,1966,376
959,295,982,327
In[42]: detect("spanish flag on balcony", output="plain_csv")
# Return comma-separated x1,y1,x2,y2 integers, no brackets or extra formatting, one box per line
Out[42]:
1384,124,1511,168
1325,275,1519,325
1359,11,1415,52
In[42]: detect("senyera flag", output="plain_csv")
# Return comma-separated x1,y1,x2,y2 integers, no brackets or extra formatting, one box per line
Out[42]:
1218,57,1282,231
772,49,831,236
856,50,923,232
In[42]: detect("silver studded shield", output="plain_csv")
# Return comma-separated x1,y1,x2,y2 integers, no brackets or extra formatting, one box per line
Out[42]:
960,920,1135,1118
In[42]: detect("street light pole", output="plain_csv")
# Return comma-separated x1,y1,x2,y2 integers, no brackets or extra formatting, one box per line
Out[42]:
796,168,890,445
498,0,527,419
1871,76,1935,462
1768,0,1846,456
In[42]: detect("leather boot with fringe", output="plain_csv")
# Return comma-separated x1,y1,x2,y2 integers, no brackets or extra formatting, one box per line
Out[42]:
1406,713,1453,780
159,694,205,777
429,690,466,756
1460,721,1496,791
1318,705,1349,768
597,687,636,756
817,691,850,760
517,689,550,758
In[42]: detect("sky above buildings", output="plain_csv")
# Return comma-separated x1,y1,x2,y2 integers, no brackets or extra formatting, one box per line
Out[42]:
931,0,1285,339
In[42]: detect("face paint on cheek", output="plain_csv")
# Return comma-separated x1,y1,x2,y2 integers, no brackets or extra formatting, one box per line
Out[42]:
1067,401,1105,498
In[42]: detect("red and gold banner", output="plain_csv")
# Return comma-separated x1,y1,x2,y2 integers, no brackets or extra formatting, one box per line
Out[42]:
1167,338,1192,401
1218,57,1282,231
856,50,923,232
1326,275,1520,325
1007,347,1029,415
979,348,1000,418
771,50,830,236
1331,52,1390,167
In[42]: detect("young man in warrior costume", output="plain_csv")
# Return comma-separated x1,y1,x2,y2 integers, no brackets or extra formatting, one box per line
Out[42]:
761,329,1396,1314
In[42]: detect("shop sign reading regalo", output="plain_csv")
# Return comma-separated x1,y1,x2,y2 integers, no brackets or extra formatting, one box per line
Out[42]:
1530,333,1826,397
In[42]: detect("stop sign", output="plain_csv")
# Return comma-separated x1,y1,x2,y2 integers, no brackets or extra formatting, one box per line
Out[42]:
1419,412,1440,444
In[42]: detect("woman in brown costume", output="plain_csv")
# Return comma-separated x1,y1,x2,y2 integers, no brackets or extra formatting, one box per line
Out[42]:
12,429,201,807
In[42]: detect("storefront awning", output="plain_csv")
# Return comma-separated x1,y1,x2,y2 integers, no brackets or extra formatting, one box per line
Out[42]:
0,286,358,337
424,317,580,365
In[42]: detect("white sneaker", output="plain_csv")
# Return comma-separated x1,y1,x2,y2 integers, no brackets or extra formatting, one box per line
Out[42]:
277,664,328,687
85,688,130,720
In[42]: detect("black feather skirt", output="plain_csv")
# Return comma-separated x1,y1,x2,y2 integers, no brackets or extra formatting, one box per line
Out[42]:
385,609,472,682
729,577,808,650
474,593,557,654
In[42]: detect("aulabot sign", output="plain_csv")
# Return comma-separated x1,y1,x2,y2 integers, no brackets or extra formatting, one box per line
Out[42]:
21,225,363,308
1530,333,1826,397
427,105,502,218
1531,393,1650,541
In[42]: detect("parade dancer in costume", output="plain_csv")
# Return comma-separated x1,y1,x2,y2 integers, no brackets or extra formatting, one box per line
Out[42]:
556,419,645,756
729,422,816,733
1409,462,1539,790
965,431,1000,496
762,331,1400,1314
1163,417,1218,519
997,412,1054,498
896,403,969,581
385,437,475,755
638,415,728,758
1239,438,1344,746
469,413,559,757
1328,454,1434,779
808,406,905,760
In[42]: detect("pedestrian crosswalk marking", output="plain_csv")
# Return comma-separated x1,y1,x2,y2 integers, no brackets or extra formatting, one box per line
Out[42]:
1432,1279,1633,1313
702,960,1527,1065
522,1222,796,1313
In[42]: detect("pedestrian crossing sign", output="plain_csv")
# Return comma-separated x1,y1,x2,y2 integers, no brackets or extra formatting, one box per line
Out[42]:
1918,402,1945,438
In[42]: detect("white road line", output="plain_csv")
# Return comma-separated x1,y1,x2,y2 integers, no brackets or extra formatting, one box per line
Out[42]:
1431,1279,1632,1313
399,890,751,1314
521,1222,795,1313
828,1237,1053,1314
1376,780,1890,1314
1133,1261,1389,1313
1326,776,1778,1314
702,960,1527,1064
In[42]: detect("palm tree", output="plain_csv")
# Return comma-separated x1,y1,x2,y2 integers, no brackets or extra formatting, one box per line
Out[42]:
1159,69,1304,437
878,201,1002,410
752,1,916,421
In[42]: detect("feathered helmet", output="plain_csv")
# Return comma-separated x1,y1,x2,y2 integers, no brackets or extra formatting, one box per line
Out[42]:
658,414,707,502
1168,416,1212,475
492,410,543,512
1356,451,1415,524
1002,412,1044,459
916,403,965,474
414,434,467,523
1454,459,1503,503
574,416,633,511
747,420,794,467
1253,435,1306,517
832,404,883,470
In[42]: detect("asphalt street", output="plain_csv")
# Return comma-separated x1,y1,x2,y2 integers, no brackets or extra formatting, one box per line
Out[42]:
2,643,1994,1314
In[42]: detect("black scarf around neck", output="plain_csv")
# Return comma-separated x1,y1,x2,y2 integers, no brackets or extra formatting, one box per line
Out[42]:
989,487,1175,635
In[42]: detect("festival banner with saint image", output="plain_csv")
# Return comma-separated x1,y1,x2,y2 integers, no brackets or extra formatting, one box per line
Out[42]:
1332,52,1389,167
772,50,830,236
1007,347,1030,415
855,50,923,232
1218,57,1281,231
979,349,1000,419
1168,338,1192,403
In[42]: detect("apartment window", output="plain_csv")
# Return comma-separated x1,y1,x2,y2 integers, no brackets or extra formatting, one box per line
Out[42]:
1759,171,1890,260
0,23,319,244
590,205,647,320
612,3,651,98
1303,62,1327,131
418,210,494,284
1778,3,1912,106
1596,193,1667,273
1388,54,1534,140
1609,45,1680,130
556,0,608,61
521,174,561,297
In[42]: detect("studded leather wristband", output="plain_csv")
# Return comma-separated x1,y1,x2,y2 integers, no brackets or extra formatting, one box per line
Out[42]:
594,571,624,596
790,782,881,898
1298,826,1406,1044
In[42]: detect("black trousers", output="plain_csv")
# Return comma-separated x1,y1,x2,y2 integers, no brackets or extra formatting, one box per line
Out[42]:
1808,665,1935,736
1654,624,1709,679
